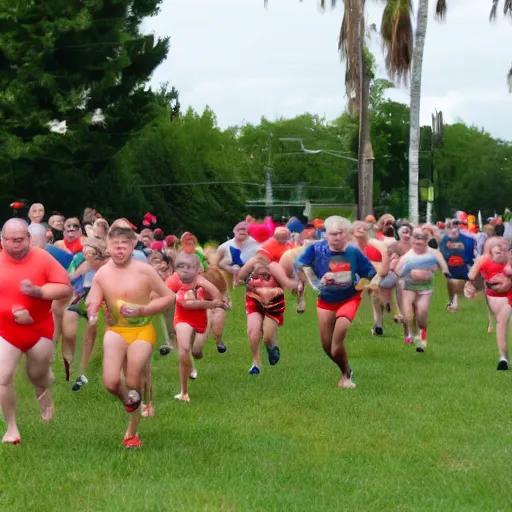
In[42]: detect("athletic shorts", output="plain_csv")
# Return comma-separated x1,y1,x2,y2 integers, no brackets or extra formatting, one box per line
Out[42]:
67,290,89,318
317,293,361,322
0,315,54,353
107,324,156,345
245,294,285,326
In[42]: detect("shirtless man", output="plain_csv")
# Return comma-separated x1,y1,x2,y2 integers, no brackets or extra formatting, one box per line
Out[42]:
86,226,174,448
0,219,72,444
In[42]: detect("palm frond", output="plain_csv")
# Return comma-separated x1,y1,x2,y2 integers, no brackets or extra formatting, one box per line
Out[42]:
380,0,413,84
339,0,361,113
435,0,447,20
490,0,498,20
320,0,338,7
507,64,512,93
504,0,512,16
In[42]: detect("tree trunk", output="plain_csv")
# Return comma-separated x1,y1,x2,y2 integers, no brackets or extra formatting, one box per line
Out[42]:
357,0,373,219
408,0,429,225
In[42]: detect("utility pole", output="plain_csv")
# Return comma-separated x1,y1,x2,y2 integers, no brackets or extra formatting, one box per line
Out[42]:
265,132,273,209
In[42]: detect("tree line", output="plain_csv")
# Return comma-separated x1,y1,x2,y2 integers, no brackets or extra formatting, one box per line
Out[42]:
1,0,511,241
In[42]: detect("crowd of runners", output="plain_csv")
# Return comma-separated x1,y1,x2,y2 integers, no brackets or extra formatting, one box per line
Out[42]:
1,203,511,448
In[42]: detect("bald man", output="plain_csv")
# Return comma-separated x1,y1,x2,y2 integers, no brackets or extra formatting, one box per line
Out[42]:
0,219,72,444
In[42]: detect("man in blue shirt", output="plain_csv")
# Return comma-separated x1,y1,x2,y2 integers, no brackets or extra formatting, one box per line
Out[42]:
440,219,476,312
296,216,376,389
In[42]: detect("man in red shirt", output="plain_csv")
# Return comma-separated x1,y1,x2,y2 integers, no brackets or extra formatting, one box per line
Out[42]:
0,219,72,444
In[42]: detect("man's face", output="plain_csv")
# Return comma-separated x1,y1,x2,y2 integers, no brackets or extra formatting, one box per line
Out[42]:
234,227,248,243
140,229,153,248
2,227,31,260
176,258,198,284
84,209,97,223
352,222,367,240
449,224,460,239
274,231,290,245
29,204,45,224
49,215,65,231
107,236,134,266
64,219,81,242
398,226,412,243
326,228,349,251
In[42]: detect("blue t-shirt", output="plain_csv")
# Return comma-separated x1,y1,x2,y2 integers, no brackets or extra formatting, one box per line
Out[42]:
296,241,376,303
45,244,73,270
440,233,475,280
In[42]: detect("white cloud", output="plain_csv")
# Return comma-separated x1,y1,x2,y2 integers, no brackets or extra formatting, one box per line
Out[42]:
143,0,512,140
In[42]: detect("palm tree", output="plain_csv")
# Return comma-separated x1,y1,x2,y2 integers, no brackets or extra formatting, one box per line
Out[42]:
381,0,446,225
490,0,512,92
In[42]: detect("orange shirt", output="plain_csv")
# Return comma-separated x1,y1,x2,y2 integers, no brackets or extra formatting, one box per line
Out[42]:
258,238,294,263
0,247,70,336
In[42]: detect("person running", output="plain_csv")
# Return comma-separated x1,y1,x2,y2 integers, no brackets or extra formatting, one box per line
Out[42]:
0,219,72,444
440,219,476,312
296,216,376,388
86,225,174,448
62,238,109,391
217,222,260,289
351,221,390,336
55,218,84,255
166,251,227,403
241,258,299,375
395,228,450,353
466,237,512,370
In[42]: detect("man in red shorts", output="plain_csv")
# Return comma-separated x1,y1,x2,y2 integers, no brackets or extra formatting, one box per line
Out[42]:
0,219,72,444
296,216,376,388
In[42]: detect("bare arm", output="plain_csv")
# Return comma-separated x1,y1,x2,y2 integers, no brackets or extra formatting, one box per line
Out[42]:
197,275,222,301
268,262,299,291
370,240,390,277
237,255,265,282
468,256,484,281
70,260,91,280
139,267,175,316
39,283,73,301
86,275,105,318
433,249,450,275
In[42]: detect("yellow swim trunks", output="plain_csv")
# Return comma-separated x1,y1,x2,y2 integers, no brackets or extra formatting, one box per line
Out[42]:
107,324,157,346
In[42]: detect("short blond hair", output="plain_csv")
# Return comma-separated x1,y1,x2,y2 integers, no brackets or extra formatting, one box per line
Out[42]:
324,216,352,233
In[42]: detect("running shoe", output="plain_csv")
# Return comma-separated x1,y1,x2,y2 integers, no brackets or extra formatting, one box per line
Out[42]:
266,345,281,366
404,335,412,345
159,345,171,356
216,342,227,353
497,359,509,371
248,365,261,375
72,375,88,392
414,336,426,353
123,434,142,449
125,390,142,413
372,326,384,336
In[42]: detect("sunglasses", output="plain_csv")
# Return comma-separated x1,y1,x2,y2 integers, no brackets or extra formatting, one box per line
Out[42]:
413,234,428,240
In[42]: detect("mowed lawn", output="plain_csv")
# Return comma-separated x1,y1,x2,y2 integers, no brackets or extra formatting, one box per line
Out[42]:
2,280,512,512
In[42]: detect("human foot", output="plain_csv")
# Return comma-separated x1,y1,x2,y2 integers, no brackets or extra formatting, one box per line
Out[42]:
337,377,356,389
36,389,55,422
174,393,190,403
141,402,155,417
2,427,21,444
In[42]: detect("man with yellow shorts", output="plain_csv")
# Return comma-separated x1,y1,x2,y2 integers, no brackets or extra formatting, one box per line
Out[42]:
86,225,174,448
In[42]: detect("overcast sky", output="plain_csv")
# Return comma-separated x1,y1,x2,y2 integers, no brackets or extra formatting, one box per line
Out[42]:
143,0,512,140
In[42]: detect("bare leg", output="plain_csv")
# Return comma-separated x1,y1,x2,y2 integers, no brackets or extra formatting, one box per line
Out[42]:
175,322,194,401
414,292,433,352
247,313,264,370
401,290,417,342
487,296,512,361
124,340,153,437
80,322,97,376
52,297,69,345
61,310,79,380
485,295,495,334
210,307,227,349
331,317,355,387
371,294,384,333
0,337,22,443
141,362,154,417
102,331,129,402
26,337,56,422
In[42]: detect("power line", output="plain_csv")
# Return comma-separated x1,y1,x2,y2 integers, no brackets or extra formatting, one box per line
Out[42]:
139,182,264,189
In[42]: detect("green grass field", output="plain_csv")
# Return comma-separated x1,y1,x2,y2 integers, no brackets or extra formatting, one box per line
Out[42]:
2,281,512,512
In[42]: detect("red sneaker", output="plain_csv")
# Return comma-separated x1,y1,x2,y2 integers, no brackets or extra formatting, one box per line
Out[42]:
123,434,142,448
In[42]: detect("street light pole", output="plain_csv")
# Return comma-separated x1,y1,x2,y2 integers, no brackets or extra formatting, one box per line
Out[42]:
265,133,273,208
